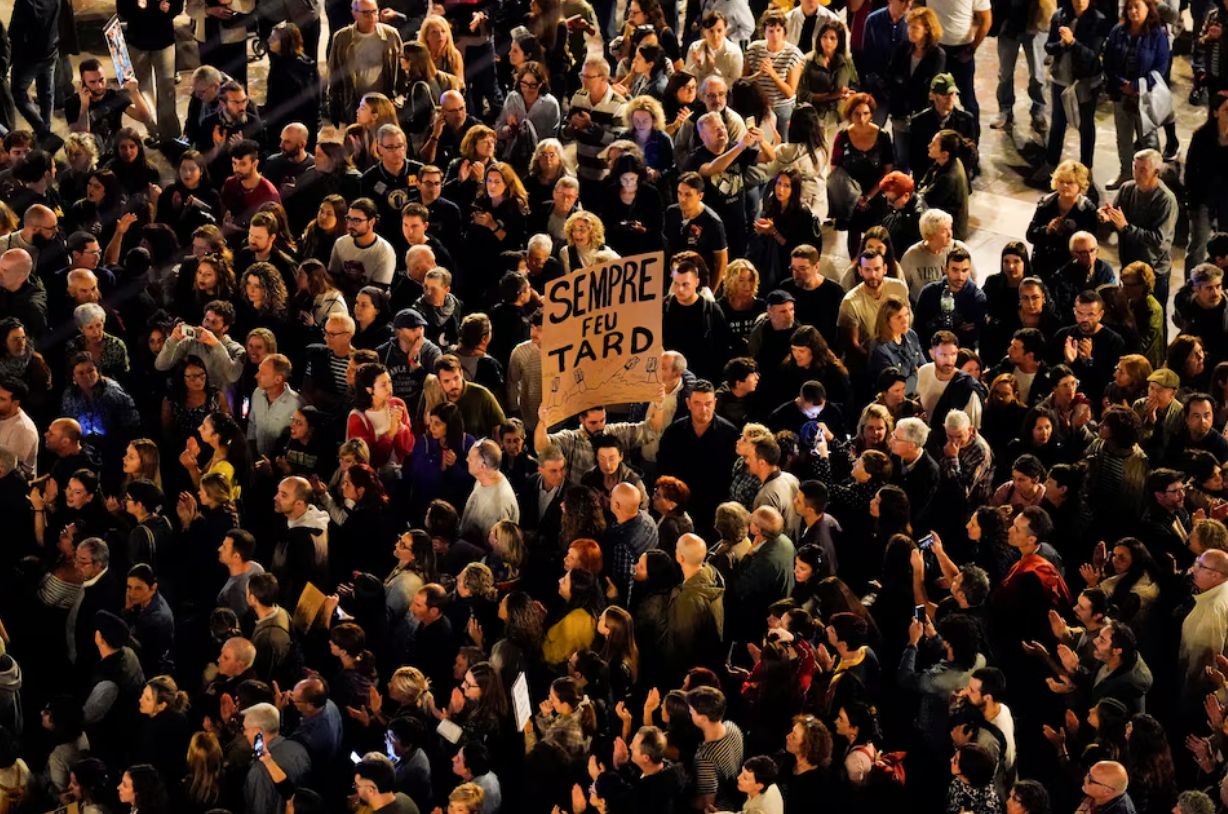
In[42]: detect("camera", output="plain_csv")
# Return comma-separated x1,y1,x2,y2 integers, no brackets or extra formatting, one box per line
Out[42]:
182,326,198,339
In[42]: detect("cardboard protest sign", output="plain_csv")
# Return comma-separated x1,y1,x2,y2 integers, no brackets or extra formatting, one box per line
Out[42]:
540,251,665,426
104,17,136,83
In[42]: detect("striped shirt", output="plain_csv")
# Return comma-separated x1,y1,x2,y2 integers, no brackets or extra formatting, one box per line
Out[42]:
546,420,660,485
568,86,628,181
744,41,806,107
694,721,745,810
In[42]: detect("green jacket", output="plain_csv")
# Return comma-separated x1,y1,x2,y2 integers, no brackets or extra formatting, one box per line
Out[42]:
667,565,725,678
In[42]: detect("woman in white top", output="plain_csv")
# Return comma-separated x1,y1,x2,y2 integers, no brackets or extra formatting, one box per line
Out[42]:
743,9,806,138
496,61,562,145
835,702,880,787
560,211,621,273
685,11,744,83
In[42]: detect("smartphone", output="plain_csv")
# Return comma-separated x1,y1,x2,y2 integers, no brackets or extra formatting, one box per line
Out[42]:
745,116,756,129
253,732,265,758
917,533,935,550
914,604,926,622
350,750,362,764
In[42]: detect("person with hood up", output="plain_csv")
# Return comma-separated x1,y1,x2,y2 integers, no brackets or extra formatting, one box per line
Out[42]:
271,476,330,609
667,534,726,680
246,573,293,685
413,268,463,348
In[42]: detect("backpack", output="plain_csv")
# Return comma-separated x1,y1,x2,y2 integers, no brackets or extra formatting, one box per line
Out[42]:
854,745,907,788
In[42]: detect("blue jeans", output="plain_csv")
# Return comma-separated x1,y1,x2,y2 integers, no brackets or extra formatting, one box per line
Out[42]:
1047,83,1097,167
996,32,1046,117
11,56,55,138
942,44,980,131
773,97,797,142
891,116,912,172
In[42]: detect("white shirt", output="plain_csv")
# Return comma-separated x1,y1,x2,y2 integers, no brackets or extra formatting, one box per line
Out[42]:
0,408,39,477
917,364,982,427
245,385,302,456
928,0,991,46
1181,580,1228,685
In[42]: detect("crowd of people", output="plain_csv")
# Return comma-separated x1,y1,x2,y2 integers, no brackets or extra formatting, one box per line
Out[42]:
1,0,1228,813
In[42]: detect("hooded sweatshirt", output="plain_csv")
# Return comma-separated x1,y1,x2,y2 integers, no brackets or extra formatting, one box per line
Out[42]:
668,565,726,677
273,506,330,607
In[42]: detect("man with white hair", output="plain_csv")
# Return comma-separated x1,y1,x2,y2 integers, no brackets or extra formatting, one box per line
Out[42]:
0,249,47,341
566,56,627,201
1175,264,1228,367
243,701,312,814
673,75,749,168
460,439,519,541
900,209,971,303
389,243,435,313
938,408,994,509
1050,231,1117,318
889,416,940,534
303,313,355,416
1102,149,1178,320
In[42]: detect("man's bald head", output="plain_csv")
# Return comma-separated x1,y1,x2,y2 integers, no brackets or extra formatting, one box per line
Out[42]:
1086,761,1128,801
24,204,56,228
611,482,642,521
283,123,309,142
441,90,465,107
0,249,33,291
676,533,707,567
406,245,436,279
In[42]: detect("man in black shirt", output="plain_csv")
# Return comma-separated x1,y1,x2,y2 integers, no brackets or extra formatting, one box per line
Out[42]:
779,244,844,349
361,124,423,260
657,381,740,541
65,59,154,158
910,74,978,177
664,173,728,292
662,254,730,383
1175,263,1228,368
197,80,268,181
685,112,762,261
419,90,480,170
262,123,315,215
417,165,464,263
234,212,298,291
1049,289,1125,407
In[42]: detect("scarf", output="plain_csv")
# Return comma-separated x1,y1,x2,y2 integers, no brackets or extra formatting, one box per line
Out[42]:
0,344,33,378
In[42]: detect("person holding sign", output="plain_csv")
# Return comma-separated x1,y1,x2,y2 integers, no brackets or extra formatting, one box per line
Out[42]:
65,60,156,160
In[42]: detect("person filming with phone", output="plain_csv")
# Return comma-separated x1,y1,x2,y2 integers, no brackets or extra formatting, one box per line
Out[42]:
155,299,247,411
242,701,311,814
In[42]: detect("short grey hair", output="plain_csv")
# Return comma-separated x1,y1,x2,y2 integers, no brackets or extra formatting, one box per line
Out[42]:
73,302,106,329
1192,263,1225,287
583,56,611,77
1068,230,1097,251
77,537,110,568
223,636,257,668
697,111,723,132
242,702,281,736
958,565,991,606
896,417,930,447
663,351,687,374
751,506,784,536
192,65,222,87
326,313,356,334
528,234,554,254
537,444,565,465
406,244,436,271
67,269,97,288
425,267,452,287
375,123,406,145
555,176,580,192
944,409,972,432
473,438,501,470
1134,148,1162,168
918,208,953,239
700,75,728,95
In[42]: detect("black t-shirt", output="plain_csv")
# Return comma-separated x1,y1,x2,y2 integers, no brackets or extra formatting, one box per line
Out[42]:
665,204,727,288
263,152,316,193
64,90,131,157
780,277,845,350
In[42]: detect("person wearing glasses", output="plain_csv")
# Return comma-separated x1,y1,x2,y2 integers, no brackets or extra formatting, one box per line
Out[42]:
328,198,397,297
1049,232,1116,320
1182,549,1228,703
360,125,424,258
1075,762,1133,814
1142,468,1195,568
327,0,404,128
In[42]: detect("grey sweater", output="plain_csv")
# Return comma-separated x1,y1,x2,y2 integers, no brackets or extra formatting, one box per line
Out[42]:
1114,181,1177,278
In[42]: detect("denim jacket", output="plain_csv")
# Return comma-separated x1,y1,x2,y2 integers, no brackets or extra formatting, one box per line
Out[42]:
1102,24,1170,98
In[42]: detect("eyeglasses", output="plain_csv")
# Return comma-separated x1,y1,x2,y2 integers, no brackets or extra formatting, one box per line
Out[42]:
354,7,378,15
1193,561,1228,576
345,216,370,224
380,142,407,152
1084,773,1122,793
1163,486,1186,495
1072,248,1098,256
325,329,353,337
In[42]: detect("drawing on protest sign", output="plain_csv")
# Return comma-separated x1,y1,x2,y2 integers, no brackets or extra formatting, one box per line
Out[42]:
540,251,665,426
104,17,136,84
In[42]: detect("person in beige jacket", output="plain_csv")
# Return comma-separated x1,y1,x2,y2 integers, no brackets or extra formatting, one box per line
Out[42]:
327,0,402,126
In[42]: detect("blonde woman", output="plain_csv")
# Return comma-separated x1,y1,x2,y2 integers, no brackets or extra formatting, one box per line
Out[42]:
1025,160,1099,279
486,519,527,585
446,783,485,814
419,15,465,77
717,258,767,357
618,95,674,179
60,133,100,207
561,211,620,273
183,731,223,812
348,93,399,172
1120,262,1165,368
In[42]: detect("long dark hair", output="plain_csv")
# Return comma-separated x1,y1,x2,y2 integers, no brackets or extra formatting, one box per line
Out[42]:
206,411,254,492
762,169,804,221
1126,714,1176,804
875,486,912,538
502,591,546,651
429,401,467,450
787,102,827,163
784,325,848,377
124,764,170,814
560,485,607,548
563,567,606,620
1103,537,1160,615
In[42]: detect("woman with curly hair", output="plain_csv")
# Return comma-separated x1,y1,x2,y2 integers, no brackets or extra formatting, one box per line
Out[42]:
560,211,620,274
523,137,573,204
561,487,608,548
117,764,169,814
488,591,547,691
1126,714,1177,814
1166,334,1209,395
189,254,238,324
467,161,531,263
236,262,293,347
1104,353,1153,411
618,95,674,178
59,134,99,210
603,152,667,258
652,476,694,555
1084,405,1150,539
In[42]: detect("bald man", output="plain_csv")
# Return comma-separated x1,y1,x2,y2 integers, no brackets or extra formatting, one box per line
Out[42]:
285,675,344,769
0,205,65,279
272,476,330,606
1181,548,1228,702
264,124,315,205
668,533,726,678
420,90,481,168
607,481,659,600
1079,761,1131,812
0,248,48,340
728,507,796,652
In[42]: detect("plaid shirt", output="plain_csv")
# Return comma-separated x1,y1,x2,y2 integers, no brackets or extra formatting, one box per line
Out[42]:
548,421,659,486
728,458,761,510
939,432,994,505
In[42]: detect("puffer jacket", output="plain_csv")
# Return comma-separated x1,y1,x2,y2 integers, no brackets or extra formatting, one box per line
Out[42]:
667,565,726,678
